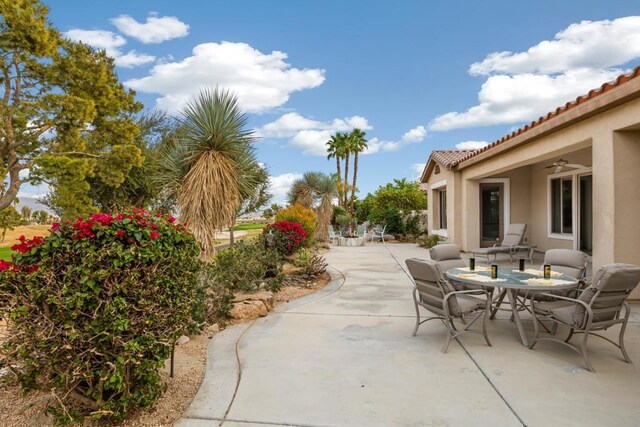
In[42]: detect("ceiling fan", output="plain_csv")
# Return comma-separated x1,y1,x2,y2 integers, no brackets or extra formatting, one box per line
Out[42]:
545,158,586,173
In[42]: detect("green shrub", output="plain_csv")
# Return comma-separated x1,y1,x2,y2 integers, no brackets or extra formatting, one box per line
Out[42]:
369,206,405,235
418,234,442,248
0,210,203,424
275,204,316,245
292,249,328,278
210,238,284,293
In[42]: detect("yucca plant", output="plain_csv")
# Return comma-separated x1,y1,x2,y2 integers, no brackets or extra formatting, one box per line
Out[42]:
286,171,336,242
156,88,260,256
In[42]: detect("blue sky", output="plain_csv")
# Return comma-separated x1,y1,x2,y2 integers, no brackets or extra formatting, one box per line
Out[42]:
25,0,640,204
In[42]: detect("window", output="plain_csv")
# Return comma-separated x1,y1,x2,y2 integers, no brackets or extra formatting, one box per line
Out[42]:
438,190,447,229
551,177,572,234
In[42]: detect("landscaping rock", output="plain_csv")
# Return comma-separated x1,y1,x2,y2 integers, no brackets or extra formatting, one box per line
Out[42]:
230,300,269,320
176,335,190,345
233,291,275,309
207,323,220,334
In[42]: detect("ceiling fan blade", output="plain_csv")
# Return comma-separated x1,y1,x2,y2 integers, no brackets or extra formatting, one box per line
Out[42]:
564,163,586,169
544,165,556,169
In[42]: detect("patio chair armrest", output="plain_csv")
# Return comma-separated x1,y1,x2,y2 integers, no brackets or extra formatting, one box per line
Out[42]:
444,288,491,301
530,292,594,323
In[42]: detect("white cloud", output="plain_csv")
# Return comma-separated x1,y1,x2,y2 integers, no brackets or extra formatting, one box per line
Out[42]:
64,29,155,68
363,125,427,155
411,163,426,180
64,29,126,57
125,42,326,113
455,140,489,150
429,17,640,131
115,50,156,68
402,125,427,142
259,113,372,155
111,14,190,44
470,17,640,76
268,173,303,201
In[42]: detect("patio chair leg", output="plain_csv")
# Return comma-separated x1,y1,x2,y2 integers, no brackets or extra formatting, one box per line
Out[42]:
412,303,420,337
619,320,633,364
490,289,507,319
529,312,540,350
442,325,454,354
551,322,558,335
581,332,595,372
565,328,574,343
482,306,492,347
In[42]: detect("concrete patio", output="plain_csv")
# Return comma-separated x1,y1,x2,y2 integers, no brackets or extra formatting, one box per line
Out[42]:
177,243,640,427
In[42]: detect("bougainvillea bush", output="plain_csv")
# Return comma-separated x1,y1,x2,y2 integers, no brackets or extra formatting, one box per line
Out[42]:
263,221,307,255
0,209,203,424
274,204,316,246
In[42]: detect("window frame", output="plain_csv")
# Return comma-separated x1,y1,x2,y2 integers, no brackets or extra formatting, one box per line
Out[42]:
547,168,592,242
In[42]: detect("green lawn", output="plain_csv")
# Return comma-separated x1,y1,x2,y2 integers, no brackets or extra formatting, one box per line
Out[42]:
233,223,267,231
0,246,13,260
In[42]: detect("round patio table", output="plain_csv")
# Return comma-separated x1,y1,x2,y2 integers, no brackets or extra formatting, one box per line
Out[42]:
445,267,579,346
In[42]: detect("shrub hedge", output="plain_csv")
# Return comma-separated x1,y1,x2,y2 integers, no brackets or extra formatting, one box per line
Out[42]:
0,209,203,424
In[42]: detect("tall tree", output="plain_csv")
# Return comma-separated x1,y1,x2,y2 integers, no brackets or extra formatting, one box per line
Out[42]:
287,171,336,242
88,110,182,212
20,206,32,223
0,0,142,216
347,128,368,214
0,205,21,242
156,88,260,256
287,171,322,208
326,132,346,207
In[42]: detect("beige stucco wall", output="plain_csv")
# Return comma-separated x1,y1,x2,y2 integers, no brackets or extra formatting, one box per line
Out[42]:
422,95,640,297
424,167,454,240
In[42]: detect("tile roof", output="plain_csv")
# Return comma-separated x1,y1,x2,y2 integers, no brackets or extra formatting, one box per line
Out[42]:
454,65,640,166
430,149,476,168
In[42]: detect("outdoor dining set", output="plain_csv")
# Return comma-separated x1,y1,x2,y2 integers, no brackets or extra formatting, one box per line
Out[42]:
405,223,640,373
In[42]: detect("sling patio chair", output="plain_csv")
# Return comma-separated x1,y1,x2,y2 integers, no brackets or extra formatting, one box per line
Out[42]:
472,223,527,263
328,225,341,244
529,263,640,372
370,224,387,242
405,258,492,353
493,249,588,320
429,244,467,291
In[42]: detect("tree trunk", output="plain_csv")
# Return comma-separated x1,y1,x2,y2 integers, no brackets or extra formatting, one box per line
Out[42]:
343,152,350,208
335,157,342,207
229,217,236,247
350,151,358,215
0,149,22,212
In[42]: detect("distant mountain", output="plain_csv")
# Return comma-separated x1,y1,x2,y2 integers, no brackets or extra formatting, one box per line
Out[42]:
15,196,54,214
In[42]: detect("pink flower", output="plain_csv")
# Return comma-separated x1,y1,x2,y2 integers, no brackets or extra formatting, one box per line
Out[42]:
51,222,60,232
168,216,176,224
115,230,126,238
150,231,159,240
156,212,163,218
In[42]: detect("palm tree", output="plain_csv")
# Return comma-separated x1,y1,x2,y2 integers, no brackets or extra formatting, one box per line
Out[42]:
315,174,337,242
326,132,346,207
286,171,337,242
156,87,260,256
287,171,321,208
347,128,368,214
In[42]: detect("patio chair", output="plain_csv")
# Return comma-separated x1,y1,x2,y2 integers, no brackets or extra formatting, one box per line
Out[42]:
471,223,527,263
356,223,367,238
370,224,387,242
328,225,341,244
429,244,466,291
529,263,640,372
496,249,589,318
405,258,492,353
